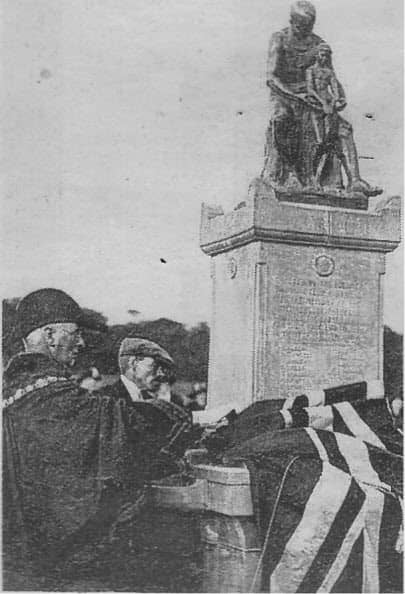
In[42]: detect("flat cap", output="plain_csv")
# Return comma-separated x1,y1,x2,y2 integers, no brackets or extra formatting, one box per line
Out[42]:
16,288,85,339
118,338,174,368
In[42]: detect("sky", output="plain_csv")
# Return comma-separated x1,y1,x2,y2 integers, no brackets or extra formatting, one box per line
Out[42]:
2,0,403,330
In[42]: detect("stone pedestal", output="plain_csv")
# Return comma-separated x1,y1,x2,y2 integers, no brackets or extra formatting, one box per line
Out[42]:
149,460,258,593
200,180,401,412
200,515,261,593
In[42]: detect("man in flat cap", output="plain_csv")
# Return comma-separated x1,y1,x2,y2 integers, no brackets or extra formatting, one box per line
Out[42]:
115,337,208,412
117,337,176,403
2,288,194,591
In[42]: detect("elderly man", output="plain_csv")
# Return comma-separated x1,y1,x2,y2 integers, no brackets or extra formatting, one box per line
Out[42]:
116,337,176,402
2,288,193,591
115,337,207,412
262,0,381,196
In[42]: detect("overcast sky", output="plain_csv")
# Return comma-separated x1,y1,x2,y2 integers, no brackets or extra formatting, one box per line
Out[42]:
2,0,403,330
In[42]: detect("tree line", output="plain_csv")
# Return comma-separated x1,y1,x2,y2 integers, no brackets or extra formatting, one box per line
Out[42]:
2,298,402,399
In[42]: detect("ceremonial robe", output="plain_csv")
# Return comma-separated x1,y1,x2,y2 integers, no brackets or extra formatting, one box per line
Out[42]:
2,352,190,590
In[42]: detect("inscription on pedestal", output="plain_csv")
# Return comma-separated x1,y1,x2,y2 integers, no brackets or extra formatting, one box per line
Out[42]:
201,185,400,407
269,247,380,396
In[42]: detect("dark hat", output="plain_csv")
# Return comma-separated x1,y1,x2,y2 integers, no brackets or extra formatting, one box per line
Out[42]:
16,288,85,339
118,338,174,368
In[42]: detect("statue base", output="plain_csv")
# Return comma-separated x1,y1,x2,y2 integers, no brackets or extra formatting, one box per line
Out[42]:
200,179,401,412
276,189,368,210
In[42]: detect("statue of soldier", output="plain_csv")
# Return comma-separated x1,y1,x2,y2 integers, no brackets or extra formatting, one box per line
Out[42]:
2,288,195,591
262,0,381,197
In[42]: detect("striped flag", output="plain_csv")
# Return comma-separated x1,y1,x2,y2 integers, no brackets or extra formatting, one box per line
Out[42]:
221,382,403,593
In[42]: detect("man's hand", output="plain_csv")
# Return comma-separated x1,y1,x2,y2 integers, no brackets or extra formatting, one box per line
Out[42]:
268,82,318,109
171,382,207,411
186,382,207,411
334,98,346,111
114,491,147,526
322,102,334,115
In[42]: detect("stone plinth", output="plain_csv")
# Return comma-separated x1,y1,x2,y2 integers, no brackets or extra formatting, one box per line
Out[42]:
200,515,260,593
200,179,401,412
149,452,253,516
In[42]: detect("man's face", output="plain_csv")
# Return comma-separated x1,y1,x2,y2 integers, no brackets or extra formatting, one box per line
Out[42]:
46,323,85,366
132,356,167,392
290,14,314,39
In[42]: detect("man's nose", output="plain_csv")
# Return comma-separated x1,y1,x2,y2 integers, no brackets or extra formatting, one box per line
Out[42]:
77,334,85,349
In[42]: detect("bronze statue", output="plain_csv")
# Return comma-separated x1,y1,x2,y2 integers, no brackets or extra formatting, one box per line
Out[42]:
261,1,382,198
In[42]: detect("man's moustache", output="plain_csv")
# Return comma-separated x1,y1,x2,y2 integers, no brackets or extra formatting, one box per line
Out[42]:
152,376,168,384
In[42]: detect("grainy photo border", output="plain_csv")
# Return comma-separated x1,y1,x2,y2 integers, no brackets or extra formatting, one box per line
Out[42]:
2,1,403,592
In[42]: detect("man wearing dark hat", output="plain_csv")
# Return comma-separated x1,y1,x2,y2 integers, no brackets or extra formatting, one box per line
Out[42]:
3,288,89,415
2,288,194,591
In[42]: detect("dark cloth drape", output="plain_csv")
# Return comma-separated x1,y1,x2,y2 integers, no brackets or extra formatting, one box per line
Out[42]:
216,393,403,593
3,352,193,590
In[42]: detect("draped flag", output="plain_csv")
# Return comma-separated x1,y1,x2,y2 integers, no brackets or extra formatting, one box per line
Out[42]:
211,381,403,593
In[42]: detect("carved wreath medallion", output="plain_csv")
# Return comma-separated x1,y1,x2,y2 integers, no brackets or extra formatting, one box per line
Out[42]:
314,254,335,277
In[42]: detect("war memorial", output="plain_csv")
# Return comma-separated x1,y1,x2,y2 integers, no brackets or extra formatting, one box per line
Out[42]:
3,2,402,592
200,7,399,412
147,2,403,592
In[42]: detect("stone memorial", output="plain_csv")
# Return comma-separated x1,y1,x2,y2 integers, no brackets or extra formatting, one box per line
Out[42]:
200,1,401,413
150,5,402,593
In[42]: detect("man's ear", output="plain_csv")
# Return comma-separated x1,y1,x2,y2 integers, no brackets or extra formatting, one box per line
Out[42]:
43,326,55,346
128,356,138,371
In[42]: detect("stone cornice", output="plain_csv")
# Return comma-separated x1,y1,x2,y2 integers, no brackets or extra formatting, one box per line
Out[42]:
200,182,401,257
200,225,400,256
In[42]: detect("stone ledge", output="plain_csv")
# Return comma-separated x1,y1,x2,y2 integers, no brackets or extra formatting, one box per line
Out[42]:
200,182,401,256
200,225,399,256
148,462,253,516
276,189,368,210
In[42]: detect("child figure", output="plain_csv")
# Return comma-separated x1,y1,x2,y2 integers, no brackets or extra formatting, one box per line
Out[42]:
306,43,347,187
